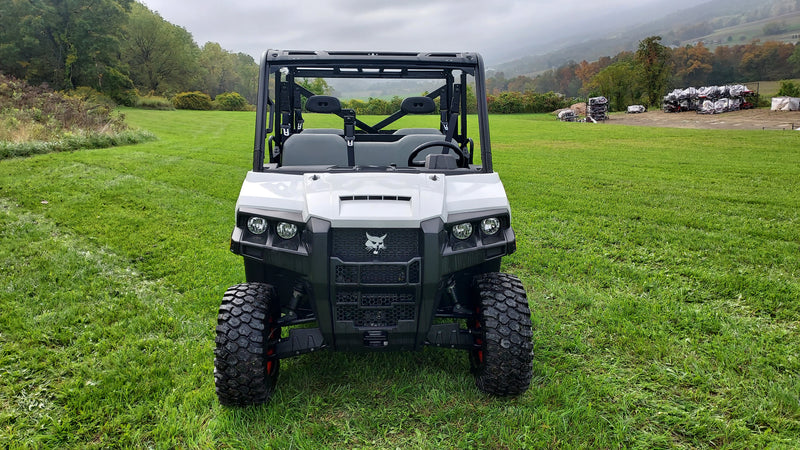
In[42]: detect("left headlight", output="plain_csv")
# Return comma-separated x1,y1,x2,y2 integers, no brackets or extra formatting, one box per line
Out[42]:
276,221,298,240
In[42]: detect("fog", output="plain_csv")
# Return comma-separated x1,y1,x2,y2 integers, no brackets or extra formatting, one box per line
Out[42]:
141,0,710,64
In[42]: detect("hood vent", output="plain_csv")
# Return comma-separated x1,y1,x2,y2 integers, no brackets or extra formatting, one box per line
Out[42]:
340,195,411,202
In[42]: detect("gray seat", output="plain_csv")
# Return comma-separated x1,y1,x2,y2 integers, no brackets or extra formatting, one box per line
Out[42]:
281,134,348,166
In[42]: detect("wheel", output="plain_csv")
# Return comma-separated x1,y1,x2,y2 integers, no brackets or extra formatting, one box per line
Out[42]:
407,140,466,167
469,273,533,396
214,282,280,406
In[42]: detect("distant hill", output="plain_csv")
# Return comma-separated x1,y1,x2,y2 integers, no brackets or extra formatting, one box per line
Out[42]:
493,0,800,76
681,10,800,49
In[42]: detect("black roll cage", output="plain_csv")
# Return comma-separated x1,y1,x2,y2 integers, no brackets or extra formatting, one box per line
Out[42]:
253,50,493,173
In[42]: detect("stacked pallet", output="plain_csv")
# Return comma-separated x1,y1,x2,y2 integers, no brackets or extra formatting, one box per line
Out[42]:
587,96,609,121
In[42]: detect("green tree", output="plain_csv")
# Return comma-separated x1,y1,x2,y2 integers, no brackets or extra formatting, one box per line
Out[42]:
120,3,200,94
790,44,800,75
0,0,132,90
587,59,641,112
231,52,259,103
0,0,36,80
298,78,333,96
197,42,242,98
636,36,672,107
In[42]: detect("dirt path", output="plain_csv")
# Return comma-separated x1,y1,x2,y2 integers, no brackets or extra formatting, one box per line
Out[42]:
604,109,800,131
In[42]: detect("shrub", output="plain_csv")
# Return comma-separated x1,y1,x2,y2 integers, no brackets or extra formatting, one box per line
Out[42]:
777,80,800,97
102,67,139,107
487,91,574,114
136,95,175,110
214,92,249,111
0,129,156,159
0,74,126,140
67,87,117,109
0,74,154,159
173,91,213,110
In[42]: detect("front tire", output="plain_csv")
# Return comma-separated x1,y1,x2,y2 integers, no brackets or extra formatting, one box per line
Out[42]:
469,273,533,396
214,283,280,406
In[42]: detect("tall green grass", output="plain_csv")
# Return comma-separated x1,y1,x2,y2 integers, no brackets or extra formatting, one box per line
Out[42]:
1,110,798,448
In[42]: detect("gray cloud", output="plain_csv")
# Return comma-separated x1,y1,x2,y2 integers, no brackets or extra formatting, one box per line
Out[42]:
140,0,705,64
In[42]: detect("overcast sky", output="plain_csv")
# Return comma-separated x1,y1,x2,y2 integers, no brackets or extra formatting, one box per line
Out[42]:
140,0,705,65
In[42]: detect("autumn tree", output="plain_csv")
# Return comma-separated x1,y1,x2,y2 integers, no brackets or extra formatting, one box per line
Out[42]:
671,42,714,87
575,60,600,88
739,41,796,81
486,72,508,95
506,75,536,93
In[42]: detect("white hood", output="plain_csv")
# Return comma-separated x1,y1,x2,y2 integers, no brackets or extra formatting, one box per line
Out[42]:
236,171,510,227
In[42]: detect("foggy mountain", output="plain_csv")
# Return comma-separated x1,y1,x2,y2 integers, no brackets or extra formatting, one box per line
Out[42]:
491,0,796,76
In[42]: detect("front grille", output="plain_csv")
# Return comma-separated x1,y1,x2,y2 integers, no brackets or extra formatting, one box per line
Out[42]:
332,228,419,262
331,227,422,329
335,290,416,327
335,263,419,284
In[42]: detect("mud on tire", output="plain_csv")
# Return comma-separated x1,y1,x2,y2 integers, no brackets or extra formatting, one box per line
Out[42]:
469,272,533,396
214,282,280,406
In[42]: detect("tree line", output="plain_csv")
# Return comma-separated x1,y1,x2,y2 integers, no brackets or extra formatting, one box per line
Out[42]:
3,2,799,114
488,38,800,111
0,0,258,105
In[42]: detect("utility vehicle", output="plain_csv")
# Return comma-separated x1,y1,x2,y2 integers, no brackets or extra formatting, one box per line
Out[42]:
214,50,533,406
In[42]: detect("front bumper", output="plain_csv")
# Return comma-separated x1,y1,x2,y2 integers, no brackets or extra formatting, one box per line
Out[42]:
231,208,516,351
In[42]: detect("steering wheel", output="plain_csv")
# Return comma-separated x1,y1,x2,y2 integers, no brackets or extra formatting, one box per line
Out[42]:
407,141,467,168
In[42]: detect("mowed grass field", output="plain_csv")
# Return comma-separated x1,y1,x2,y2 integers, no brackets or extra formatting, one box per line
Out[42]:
1,109,799,448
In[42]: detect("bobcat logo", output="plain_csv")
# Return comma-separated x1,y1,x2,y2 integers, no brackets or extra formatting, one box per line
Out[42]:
365,232,387,255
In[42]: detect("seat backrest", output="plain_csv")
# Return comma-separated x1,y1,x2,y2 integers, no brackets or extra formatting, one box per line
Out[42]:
305,95,342,113
353,134,450,167
281,134,348,166
302,128,344,135
401,96,436,114
392,128,442,135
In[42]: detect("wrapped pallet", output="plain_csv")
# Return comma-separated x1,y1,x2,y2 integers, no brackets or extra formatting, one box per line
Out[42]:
587,96,609,121
558,109,578,122
627,105,646,114
771,97,800,111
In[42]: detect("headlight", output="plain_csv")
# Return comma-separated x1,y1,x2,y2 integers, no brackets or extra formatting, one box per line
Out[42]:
481,217,501,235
452,222,473,240
276,221,298,240
247,216,268,235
